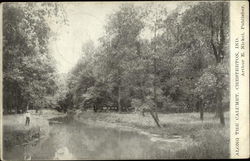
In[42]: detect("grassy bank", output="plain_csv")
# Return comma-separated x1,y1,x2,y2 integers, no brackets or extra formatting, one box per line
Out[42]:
76,111,230,159
3,109,66,149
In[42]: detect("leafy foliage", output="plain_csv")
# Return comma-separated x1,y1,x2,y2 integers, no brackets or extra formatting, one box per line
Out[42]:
65,2,229,124
3,3,66,113
3,2,230,125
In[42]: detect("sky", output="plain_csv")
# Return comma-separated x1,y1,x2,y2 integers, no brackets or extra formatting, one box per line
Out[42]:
49,2,180,74
49,3,119,74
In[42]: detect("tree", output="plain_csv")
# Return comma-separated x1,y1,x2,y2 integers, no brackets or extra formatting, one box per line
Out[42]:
180,2,229,124
3,3,66,113
64,2,229,128
102,4,144,112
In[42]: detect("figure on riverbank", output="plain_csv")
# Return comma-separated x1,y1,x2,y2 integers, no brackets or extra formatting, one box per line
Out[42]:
25,111,31,126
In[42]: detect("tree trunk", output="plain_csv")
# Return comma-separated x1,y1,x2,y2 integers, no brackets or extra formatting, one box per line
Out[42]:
153,58,159,122
118,84,121,112
152,13,160,122
209,3,226,126
155,111,159,121
217,88,225,126
14,92,18,114
117,68,122,113
140,72,160,127
214,111,220,118
149,110,161,128
199,99,204,121
27,102,29,112
140,80,145,102
219,106,225,126
217,3,225,126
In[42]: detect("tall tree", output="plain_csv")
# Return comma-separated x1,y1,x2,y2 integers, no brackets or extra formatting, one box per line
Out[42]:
103,4,144,112
180,2,229,124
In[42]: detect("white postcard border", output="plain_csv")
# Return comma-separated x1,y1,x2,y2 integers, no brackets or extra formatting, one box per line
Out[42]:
230,1,249,159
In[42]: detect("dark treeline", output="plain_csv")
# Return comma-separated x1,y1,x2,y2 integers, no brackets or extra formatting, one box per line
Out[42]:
60,2,229,125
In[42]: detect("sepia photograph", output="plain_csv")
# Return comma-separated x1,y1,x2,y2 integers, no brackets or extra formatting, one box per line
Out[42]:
0,1,248,160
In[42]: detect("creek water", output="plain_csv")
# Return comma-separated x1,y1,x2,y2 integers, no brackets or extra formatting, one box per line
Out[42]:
3,119,186,160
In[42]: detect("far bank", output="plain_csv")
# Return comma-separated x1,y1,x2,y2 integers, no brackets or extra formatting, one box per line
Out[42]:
75,111,230,159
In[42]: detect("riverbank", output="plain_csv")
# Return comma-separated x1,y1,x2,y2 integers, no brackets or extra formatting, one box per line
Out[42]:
76,111,230,159
3,109,66,149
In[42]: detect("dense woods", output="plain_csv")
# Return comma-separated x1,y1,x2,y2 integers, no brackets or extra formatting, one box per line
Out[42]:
61,2,230,125
3,3,66,113
3,2,229,126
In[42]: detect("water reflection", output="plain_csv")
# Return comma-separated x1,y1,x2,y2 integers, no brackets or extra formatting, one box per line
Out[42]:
4,120,187,160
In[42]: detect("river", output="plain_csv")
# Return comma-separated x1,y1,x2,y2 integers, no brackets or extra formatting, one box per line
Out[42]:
3,118,187,160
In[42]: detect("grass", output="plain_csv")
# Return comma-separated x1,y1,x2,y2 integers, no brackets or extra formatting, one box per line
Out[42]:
77,111,230,159
175,128,229,159
3,109,66,148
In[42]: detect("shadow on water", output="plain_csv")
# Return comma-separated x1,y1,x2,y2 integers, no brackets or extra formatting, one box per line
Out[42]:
4,116,186,160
